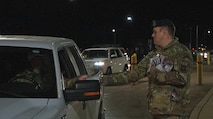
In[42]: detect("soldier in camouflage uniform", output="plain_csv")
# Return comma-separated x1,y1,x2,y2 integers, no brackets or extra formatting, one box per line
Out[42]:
105,19,193,119
9,53,52,90
9,52,89,90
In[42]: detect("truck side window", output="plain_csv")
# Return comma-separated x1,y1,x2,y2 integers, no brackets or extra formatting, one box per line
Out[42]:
59,49,77,79
68,46,88,75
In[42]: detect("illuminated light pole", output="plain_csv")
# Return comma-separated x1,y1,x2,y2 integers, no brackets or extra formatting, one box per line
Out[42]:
112,28,116,45
204,29,211,48
126,15,133,43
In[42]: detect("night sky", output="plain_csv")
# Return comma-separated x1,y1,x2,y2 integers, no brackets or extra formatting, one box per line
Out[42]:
0,0,212,49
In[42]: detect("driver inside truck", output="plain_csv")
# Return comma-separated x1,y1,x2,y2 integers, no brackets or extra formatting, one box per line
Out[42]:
8,51,52,90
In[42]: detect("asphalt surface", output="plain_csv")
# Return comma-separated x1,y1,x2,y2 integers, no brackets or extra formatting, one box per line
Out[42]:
189,62,213,119
104,77,152,119
103,62,213,119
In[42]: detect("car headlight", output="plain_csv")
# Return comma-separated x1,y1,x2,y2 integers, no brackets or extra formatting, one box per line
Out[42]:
94,61,105,66
204,52,208,58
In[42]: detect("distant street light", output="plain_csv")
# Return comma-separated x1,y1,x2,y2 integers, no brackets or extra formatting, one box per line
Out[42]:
127,16,133,22
126,15,133,44
207,30,211,34
112,28,116,45
204,29,211,48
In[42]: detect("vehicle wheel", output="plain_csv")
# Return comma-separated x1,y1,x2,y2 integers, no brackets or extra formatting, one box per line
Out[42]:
106,68,112,75
123,65,128,72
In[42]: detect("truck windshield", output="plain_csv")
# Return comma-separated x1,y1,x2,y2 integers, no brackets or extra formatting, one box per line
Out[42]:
0,46,57,98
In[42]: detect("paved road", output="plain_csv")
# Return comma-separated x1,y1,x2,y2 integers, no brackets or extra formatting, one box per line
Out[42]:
103,63,213,119
104,77,152,119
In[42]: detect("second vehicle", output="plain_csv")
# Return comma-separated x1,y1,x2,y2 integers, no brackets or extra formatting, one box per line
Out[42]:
81,47,130,75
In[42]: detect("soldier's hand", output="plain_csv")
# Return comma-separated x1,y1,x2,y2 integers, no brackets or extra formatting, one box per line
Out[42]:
78,75,89,80
151,56,160,65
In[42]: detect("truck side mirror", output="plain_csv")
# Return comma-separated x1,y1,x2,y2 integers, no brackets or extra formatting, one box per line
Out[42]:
64,80,100,101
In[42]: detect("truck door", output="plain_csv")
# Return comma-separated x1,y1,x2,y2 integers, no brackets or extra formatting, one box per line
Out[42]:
58,46,100,119
58,48,82,119
66,46,100,119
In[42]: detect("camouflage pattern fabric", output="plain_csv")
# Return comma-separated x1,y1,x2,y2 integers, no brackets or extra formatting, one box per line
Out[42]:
9,69,51,90
64,77,78,88
152,115,189,119
104,37,193,117
102,72,129,86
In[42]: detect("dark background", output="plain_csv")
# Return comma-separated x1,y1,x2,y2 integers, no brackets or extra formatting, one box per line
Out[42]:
0,0,212,51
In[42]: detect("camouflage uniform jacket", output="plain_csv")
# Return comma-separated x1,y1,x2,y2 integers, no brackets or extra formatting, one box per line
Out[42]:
9,68,51,90
111,37,193,116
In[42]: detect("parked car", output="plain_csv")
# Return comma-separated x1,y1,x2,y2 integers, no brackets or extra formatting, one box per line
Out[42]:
81,47,130,75
91,44,130,62
0,35,105,119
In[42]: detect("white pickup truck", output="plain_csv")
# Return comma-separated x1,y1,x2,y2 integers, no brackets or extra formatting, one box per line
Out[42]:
0,35,105,119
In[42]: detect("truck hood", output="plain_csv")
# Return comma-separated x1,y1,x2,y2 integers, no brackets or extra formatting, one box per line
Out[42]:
0,98,48,119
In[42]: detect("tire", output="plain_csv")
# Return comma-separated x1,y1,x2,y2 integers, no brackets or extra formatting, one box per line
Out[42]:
123,65,128,72
105,67,112,75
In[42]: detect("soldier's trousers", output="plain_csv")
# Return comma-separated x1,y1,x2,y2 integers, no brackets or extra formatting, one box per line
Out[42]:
152,115,189,119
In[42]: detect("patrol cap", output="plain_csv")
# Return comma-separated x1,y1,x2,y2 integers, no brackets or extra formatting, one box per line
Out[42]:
28,49,44,60
152,19,176,35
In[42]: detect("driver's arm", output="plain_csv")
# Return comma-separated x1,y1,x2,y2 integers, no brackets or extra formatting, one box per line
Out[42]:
64,75,89,88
